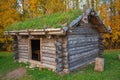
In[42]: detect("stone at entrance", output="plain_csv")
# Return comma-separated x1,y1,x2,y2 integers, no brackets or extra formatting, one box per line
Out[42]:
118,54,120,60
94,58,104,72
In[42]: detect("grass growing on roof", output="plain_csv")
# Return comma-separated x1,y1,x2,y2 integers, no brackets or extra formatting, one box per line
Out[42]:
7,9,82,31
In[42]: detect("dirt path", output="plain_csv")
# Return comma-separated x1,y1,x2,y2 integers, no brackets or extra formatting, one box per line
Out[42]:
5,67,26,79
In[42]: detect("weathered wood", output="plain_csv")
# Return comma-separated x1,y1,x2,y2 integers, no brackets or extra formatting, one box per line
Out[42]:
19,53,28,56
71,25,98,35
69,49,98,61
57,63,64,68
42,53,56,58
68,35,98,41
69,47,98,56
42,39,55,43
18,45,28,47
40,37,42,62
18,36,29,60
94,58,104,72
42,56,56,62
56,67,64,72
42,49,56,54
68,44,98,52
68,41,98,48
68,38,98,44
19,58,28,62
69,53,98,67
18,49,28,53
42,60,57,66
28,38,32,60
13,36,19,60
42,46,56,51
42,63,56,69
69,59,95,71
18,47,28,50
56,54,63,58
19,55,29,59
42,43,55,47
69,51,98,63
56,58,63,63
18,42,28,45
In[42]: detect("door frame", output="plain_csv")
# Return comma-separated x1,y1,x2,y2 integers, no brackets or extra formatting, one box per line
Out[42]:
28,38,42,62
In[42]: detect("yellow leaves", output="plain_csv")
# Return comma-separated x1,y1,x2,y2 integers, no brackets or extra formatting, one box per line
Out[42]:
100,4,107,19
0,0,22,51
45,0,66,14
100,1,120,48
104,18,110,26
27,0,40,17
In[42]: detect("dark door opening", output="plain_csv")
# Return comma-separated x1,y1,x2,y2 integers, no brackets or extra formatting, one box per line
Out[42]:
31,40,40,61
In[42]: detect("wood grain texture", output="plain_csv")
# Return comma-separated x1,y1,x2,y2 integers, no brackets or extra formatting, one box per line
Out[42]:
67,23,99,71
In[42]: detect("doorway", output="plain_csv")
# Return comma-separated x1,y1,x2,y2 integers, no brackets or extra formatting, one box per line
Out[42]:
31,40,40,61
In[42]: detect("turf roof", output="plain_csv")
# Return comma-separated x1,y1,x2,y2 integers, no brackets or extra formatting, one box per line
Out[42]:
7,9,82,31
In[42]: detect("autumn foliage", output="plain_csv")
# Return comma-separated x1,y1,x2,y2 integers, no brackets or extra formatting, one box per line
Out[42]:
0,0,120,51
100,1,120,49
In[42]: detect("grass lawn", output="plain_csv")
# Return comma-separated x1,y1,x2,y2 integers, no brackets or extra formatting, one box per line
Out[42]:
0,50,120,80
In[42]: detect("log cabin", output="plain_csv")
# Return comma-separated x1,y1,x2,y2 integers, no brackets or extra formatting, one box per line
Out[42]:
5,8,111,73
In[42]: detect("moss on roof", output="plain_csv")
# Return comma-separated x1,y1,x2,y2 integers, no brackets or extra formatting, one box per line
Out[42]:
7,9,82,31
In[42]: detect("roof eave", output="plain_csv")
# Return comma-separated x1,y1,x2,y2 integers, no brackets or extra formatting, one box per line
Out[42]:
5,28,66,36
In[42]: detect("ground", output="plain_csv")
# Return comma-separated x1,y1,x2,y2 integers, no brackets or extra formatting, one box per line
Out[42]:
0,50,120,80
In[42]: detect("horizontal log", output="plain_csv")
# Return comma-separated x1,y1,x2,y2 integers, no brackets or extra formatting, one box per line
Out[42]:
68,44,98,52
42,39,55,43
19,58,28,62
69,47,98,56
42,49,56,54
69,59,95,71
18,39,28,42
68,35,98,38
18,50,29,53
69,49,99,61
42,46,56,51
69,53,98,67
18,42,28,45
42,43,55,47
42,53,56,58
68,38,98,45
19,52,28,56
68,36,98,41
19,55,29,59
68,41,98,48
42,56,56,62
42,60,57,66
71,26,98,35
42,63,56,69
18,47,28,50
18,45,28,47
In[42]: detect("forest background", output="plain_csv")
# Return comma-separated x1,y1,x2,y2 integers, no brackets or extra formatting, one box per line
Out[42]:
0,0,120,51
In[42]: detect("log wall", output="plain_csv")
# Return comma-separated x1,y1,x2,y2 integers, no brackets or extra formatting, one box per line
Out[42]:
41,36,68,73
18,36,29,62
67,23,99,71
41,37,57,70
